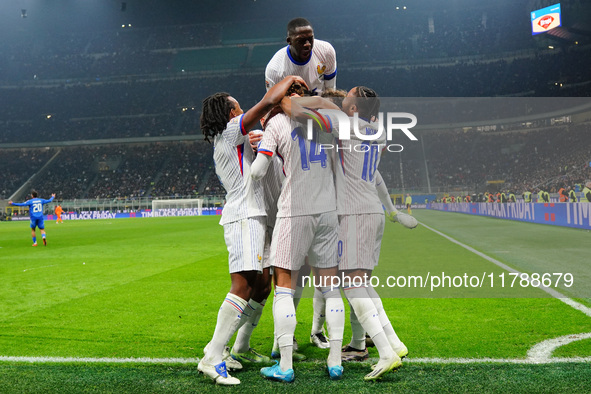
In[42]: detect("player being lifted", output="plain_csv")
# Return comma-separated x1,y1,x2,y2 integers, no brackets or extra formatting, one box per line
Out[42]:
251,82,345,382
198,75,308,386
9,190,55,246
266,17,338,351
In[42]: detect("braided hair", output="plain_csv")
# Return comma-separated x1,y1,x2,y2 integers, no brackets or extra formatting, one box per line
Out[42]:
200,92,234,143
354,86,380,120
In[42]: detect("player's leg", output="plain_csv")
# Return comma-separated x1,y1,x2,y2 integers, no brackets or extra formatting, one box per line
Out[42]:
366,285,408,358
261,268,297,382
308,212,344,380
342,269,401,381
200,217,265,385
30,221,37,246
270,267,297,373
231,266,272,363
37,218,47,246
261,216,310,383
310,285,329,348
342,302,369,361
337,215,369,361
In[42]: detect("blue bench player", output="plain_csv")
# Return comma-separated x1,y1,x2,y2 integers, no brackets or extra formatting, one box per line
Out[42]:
9,190,55,246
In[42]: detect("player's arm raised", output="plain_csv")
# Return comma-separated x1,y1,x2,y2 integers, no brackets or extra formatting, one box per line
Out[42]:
241,76,309,132
280,96,339,125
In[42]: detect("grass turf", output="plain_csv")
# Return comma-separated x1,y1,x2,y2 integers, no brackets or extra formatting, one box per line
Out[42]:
1,211,590,391
1,363,591,393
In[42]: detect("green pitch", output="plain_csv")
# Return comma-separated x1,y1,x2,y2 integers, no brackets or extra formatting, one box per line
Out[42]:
0,211,590,392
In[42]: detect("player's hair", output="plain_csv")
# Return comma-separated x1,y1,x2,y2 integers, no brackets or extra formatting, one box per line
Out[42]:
31,190,38,198
321,89,347,108
286,81,311,97
287,17,312,35
200,92,234,143
353,86,380,120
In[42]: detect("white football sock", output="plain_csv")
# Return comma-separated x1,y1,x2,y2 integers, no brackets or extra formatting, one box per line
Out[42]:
292,285,304,311
348,303,366,350
367,286,403,348
311,287,326,334
274,286,296,371
232,298,265,354
321,286,344,368
205,293,248,365
345,286,394,360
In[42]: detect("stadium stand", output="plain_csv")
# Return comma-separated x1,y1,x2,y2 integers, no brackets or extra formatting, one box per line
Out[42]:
1,3,590,202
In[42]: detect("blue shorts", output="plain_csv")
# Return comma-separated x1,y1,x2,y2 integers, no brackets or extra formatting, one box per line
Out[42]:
30,218,45,230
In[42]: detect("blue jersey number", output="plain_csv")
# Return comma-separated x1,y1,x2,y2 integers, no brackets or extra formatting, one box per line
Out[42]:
292,127,327,171
32,202,43,213
361,142,380,182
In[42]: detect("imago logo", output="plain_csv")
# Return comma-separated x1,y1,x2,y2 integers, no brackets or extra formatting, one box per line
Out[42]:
305,110,418,153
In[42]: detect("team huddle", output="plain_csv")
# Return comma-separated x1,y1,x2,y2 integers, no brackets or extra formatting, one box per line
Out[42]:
198,18,417,385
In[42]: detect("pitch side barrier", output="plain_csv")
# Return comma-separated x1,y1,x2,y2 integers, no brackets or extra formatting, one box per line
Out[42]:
428,202,591,230
9,207,223,221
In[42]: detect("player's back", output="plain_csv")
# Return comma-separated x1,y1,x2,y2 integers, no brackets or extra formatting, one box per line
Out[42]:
336,121,384,215
261,113,336,217
27,198,46,219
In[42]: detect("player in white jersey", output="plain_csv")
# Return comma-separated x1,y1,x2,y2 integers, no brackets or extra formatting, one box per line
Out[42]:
197,75,307,386
266,18,337,96
266,18,337,348
287,87,415,380
251,83,345,382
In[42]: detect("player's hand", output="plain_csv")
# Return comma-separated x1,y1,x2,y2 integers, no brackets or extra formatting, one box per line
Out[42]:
51,193,56,198
8,201,12,205
248,131,263,151
266,76,309,106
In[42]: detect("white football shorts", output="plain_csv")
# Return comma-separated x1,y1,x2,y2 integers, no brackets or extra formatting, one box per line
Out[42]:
337,213,384,271
223,216,266,273
270,211,338,271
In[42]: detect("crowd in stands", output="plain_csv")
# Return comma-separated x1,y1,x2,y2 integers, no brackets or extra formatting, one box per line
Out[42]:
1,142,221,201
2,123,589,201
0,149,54,199
1,3,590,202
0,6,542,82
377,123,591,194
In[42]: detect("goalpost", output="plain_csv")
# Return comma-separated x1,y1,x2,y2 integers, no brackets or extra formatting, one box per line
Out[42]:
151,198,204,216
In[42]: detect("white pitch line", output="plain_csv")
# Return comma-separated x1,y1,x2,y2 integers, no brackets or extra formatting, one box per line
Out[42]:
0,356,200,364
23,265,56,272
419,222,591,319
2,355,591,365
527,332,591,362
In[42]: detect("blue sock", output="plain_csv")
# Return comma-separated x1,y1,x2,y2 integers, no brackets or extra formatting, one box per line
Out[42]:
42,234,46,239
33,236,36,244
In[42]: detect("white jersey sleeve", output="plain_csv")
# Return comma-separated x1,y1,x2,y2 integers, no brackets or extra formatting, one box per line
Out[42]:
214,114,266,225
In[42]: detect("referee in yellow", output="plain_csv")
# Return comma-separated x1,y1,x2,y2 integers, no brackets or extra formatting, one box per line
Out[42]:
405,194,412,214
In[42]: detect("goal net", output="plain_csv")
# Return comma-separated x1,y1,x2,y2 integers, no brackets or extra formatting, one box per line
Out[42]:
151,198,204,216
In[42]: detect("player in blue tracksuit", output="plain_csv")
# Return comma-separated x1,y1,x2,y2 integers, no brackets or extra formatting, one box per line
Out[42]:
9,190,56,246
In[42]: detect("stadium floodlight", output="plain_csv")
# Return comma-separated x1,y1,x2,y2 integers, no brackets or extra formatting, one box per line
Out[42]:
21,9,27,18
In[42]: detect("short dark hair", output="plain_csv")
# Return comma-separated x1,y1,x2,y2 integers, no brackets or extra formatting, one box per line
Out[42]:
287,81,311,97
287,18,312,36
31,190,38,198
200,92,234,143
